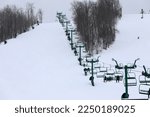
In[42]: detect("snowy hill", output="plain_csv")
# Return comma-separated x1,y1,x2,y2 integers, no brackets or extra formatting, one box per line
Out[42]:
0,14,150,100
101,14,150,66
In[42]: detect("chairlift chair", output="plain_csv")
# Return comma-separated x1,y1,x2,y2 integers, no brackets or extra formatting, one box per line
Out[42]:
83,56,91,76
82,60,88,67
114,71,123,82
96,66,107,78
83,60,91,76
94,63,101,72
139,75,150,84
89,69,97,75
99,62,107,72
127,63,134,72
82,55,91,67
104,69,115,82
124,72,137,86
72,43,77,51
139,66,150,84
139,84,150,97
100,67,107,72
84,67,90,76
142,67,150,78
139,65,150,98
82,48,87,53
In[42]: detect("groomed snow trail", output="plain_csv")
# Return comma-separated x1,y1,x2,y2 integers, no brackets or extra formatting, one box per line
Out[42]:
0,23,123,99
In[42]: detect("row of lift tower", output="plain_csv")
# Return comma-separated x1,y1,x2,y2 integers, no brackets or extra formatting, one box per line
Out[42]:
56,12,150,100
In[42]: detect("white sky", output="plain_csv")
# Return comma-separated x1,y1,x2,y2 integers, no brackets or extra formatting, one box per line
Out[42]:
0,0,150,22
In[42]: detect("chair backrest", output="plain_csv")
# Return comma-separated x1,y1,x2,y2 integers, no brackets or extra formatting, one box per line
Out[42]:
128,72,136,77
106,69,115,75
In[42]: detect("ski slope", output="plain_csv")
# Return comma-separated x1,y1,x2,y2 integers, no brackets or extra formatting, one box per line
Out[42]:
0,14,150,100
101,14,150,66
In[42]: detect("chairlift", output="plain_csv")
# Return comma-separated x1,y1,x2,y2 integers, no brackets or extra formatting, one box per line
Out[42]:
142,66,150,78
83,55,92,75
94,63,101,72
84,67,90,76
124,59,139,86
82,55,91,67
82,60,88,67
73,44,78,56
86,56,99,86
72,43,76,49
104,69,115,82
139,66,150,84
114,71,123,82
121,58,140,99
86,57,99,66
124,72,137,86
112,58,124,69
127,58,140,69
127,63,134,72
139,75,150,84
139,65,150,98
96,63,107,78
89,69,97,75
139,84,150,97
97,71,106,78
99,67,107,72
82,48,87,53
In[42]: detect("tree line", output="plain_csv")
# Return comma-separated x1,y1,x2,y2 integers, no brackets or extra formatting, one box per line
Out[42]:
72,0,122,55
0,3,43,43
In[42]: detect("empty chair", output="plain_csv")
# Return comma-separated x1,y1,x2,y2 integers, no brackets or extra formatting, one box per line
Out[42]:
96,67,107,78
139,75,150,84
124,72,137,86
139,84,150,96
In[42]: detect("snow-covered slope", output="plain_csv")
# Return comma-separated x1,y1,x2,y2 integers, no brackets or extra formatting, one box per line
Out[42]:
101,14,150,66
0,14,150,100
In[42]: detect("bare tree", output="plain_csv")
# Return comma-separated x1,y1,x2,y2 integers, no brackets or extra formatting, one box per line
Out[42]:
26,3,36,27
0,3,40,43
72,0,122,55
37,8,43,23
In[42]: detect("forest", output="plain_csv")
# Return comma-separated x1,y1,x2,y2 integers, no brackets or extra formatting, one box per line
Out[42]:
0,3,43,43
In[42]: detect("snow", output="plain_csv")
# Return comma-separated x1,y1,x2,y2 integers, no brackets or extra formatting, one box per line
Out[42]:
0,14,150,100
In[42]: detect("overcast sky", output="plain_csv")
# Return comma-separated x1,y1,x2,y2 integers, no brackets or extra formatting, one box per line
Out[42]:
0,0,150,22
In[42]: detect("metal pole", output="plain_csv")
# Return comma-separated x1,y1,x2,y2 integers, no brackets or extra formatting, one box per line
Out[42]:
70,30,73,50
79,46,82,65
125,65,128,95
76,43,84,66
91,59,94,78
65,22,69,35
90,59,96,86
91,59,94,86
121,65,129,99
